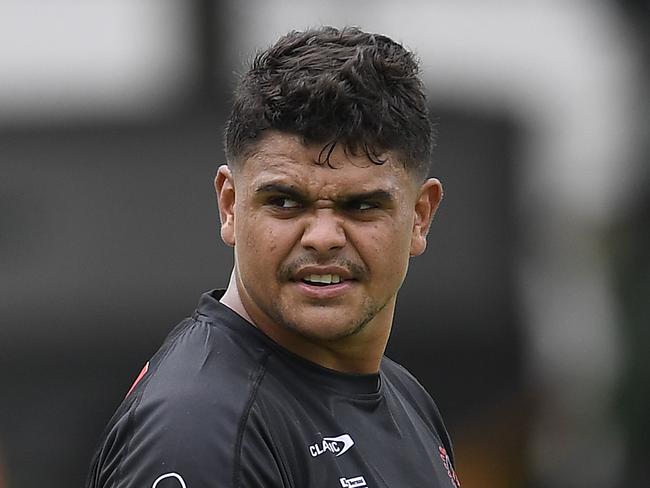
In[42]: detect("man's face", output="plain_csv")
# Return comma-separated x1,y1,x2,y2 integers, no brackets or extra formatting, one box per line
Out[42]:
216,131,441,349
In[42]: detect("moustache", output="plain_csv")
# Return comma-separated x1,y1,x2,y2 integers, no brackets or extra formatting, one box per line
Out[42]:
278,256,368,282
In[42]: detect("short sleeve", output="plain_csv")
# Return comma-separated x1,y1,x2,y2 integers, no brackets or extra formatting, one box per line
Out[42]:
87,382,288,488
86,318,287,488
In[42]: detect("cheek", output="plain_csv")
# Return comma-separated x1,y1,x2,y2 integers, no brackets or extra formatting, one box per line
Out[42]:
352,221,412,271
238,214,294,264
366,224,388,252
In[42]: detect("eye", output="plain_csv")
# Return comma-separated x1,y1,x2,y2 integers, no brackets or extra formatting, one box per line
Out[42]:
347,200,378,211
356,201,376,210
268,196,301,209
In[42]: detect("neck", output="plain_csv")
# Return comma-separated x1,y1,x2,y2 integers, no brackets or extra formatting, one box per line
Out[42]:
220,271,255,324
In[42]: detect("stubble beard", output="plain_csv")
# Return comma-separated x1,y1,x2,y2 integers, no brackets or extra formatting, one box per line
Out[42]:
262,255,388,342
243,277,390,343
241,255,393,343
272,292,390,343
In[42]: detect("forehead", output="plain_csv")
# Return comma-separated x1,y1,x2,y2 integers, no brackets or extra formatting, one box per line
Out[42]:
237,132,414,196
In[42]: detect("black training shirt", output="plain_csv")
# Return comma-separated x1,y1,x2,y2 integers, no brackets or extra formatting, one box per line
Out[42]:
87,290,460,488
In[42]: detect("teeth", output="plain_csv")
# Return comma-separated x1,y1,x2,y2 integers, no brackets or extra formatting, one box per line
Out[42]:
305,274,342,284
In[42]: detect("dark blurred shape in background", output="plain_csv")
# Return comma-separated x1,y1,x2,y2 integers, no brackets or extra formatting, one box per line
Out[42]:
0,1,647,487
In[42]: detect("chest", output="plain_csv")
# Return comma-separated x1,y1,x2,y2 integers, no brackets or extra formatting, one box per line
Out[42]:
256,387,460,488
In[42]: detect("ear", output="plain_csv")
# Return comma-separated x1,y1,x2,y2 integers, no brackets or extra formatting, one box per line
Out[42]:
410,178,443,256
215,165,236,247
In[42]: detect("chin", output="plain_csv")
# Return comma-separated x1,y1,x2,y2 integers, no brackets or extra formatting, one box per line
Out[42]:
283,312,372,342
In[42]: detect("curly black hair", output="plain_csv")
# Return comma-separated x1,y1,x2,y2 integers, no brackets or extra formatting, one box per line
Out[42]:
224,26,434,179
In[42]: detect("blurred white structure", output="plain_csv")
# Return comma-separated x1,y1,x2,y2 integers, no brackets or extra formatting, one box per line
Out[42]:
223,1,640,486
0,0,196,124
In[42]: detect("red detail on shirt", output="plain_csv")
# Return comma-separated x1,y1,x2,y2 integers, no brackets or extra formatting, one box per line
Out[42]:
125,361,149,398
438,446,461,487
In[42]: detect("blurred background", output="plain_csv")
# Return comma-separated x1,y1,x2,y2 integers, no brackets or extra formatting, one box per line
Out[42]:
1,1,648,487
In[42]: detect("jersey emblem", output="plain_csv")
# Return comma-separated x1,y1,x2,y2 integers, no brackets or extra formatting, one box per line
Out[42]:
152,472,187,488
438,446,461,487
309,434,355,457
339,475,367,487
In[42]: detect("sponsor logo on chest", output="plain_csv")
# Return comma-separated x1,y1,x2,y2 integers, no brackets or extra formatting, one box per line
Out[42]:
339,475,367,487
309,433,355,458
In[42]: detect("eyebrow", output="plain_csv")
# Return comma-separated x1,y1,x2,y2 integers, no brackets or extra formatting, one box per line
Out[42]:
255,183,307,201
254,183,396,205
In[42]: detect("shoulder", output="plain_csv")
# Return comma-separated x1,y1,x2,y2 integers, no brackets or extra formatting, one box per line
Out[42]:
87,316,279,488
380,356,456,464
145,316,269,398
381,356,439,417
380,355,430,397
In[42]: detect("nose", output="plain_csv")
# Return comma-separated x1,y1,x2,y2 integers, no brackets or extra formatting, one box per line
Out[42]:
300,209,347,253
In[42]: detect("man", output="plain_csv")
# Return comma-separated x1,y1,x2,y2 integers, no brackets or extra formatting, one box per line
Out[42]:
87,26,459,488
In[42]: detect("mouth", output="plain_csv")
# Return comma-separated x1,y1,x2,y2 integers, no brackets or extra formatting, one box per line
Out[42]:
291,270,356,299
284,262,365,299
300,274,345,286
